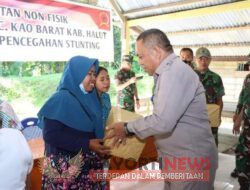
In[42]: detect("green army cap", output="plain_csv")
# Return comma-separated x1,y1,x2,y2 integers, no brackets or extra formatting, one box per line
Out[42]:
195,47,211,59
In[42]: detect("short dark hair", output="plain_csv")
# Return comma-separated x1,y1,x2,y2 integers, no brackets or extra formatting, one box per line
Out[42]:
97,66,108,76
136,29,173,53
180,48,193,56
122,54,133,63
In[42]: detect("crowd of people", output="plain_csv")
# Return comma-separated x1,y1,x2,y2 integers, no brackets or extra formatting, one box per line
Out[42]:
0,28,249,190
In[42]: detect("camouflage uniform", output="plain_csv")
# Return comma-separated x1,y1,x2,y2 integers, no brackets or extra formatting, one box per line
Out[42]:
115,69,136,112
199,69,225,146
190,62,197,70
235,73,250,189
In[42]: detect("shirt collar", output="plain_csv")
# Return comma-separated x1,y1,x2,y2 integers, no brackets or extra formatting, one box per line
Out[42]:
200,69,210,75
154,52,177,77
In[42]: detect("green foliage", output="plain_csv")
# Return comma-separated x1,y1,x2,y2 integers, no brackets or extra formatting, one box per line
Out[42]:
1,62,11,76
0,74,61,107
112,25,121,69
100,61,109,69
21,62,40,76
0,82,21,101
20,74,61,107
129,35,143,73
131,54,142,73
9,62,20,76
0,68,154,116
0,62,66,77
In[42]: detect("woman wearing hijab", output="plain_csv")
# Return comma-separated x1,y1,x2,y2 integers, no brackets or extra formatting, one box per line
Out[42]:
38,56,110,189
0,99,22,129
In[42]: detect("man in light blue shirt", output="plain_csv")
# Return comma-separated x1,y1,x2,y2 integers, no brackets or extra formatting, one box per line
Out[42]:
106,29,218,190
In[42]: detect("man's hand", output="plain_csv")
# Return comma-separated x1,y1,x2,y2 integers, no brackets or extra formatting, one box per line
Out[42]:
233,114,238,123
129,77,137,84
89,139,111,158
105,122,127,148
136,99,140,109
232,117,241,135
233,110,243,135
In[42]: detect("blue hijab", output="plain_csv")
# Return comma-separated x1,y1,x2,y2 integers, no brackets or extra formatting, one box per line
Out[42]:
37,56,104,138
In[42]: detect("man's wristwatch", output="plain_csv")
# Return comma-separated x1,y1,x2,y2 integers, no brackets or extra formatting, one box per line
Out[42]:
124,122,135,136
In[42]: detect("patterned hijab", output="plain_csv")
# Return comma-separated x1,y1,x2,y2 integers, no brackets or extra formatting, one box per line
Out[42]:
0,100,22,129
38,56,103,138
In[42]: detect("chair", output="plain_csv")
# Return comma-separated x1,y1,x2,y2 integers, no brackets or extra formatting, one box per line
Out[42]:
21,117,42,141
21,117,44,190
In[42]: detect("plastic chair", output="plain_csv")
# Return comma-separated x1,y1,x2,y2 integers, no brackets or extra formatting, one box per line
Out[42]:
21,117,42,141
21,117,44,190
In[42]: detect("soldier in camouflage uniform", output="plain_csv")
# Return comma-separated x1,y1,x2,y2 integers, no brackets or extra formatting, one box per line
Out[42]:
233,70,250,190
115,55,140,112
196,47,225,147
180,47,197,69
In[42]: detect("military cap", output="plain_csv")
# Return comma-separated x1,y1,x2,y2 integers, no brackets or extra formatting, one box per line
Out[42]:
195,47,211,59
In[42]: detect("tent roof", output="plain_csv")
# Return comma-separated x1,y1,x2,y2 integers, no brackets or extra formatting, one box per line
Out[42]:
109,0,250,59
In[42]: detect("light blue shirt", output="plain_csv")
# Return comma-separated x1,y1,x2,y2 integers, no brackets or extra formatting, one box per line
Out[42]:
128,53,218,169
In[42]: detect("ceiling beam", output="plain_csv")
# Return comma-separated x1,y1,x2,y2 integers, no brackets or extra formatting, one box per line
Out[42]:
211,56,249,62
130,26,144,34
109,0,125,23
127,1,250,27
174,42,250,48
166,25,250,35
